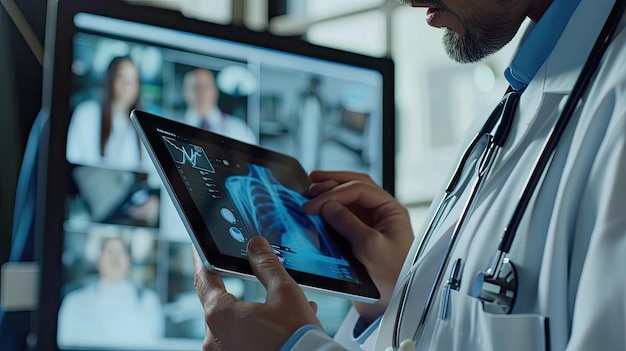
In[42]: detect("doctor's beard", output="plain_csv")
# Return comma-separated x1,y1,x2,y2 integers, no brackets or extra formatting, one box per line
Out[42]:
443,8,525,63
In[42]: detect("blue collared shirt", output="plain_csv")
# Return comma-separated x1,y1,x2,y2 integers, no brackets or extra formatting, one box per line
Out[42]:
505,0,583,91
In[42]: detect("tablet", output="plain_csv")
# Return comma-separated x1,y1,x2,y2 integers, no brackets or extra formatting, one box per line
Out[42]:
130,109,380,302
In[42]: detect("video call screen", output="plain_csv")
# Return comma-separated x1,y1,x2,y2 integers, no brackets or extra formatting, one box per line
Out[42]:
60,11,384,350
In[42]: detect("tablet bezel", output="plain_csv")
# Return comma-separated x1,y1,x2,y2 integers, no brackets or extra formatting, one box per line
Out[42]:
131,109,381,302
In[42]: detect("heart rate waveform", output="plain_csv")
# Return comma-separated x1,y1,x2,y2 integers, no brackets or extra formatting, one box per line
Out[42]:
162,136,215,173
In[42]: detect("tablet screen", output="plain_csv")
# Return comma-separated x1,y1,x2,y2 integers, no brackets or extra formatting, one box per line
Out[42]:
162,135,358,282
133,110,379,300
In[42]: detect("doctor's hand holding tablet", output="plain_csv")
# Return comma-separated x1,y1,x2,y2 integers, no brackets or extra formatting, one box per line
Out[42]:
191,172,414,350
191,237,322,351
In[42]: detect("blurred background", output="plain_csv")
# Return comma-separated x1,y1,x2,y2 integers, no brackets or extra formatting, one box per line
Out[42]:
0,0,524,344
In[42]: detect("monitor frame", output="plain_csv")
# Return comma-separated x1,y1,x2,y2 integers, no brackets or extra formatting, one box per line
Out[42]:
36,0,395,349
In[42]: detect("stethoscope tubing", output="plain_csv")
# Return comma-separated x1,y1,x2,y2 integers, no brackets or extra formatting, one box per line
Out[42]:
393,91,519,348
409,91,515,265
394,92,519,348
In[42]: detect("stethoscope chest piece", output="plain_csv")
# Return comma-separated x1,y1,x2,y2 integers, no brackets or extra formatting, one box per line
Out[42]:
470,257,518,314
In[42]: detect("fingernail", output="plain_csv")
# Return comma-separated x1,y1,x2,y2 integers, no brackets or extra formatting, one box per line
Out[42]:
324,200,342,214
247,236,270,254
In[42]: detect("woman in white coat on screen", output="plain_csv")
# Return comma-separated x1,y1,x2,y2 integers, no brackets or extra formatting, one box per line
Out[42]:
66,56,147,171
57,237,163,347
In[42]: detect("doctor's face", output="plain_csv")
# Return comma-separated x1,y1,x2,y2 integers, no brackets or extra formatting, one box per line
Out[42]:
97,238,131,283
112,60,140,109
406,0,528,63
183,69,219,116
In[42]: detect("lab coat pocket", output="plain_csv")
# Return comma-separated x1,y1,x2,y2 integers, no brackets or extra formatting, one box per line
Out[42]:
429,289,549,351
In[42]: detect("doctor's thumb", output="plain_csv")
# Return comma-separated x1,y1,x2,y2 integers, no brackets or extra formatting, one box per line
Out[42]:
247,236,295,294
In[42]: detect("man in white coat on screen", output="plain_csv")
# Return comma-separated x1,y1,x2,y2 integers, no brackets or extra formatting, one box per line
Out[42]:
182,68,257,145
190,0,626,350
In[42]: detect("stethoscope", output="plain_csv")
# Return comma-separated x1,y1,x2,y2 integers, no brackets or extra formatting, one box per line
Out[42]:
388,0,625,350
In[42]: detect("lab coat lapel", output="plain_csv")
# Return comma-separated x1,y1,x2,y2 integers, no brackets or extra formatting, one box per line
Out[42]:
489,0,616,185
542,0,617,94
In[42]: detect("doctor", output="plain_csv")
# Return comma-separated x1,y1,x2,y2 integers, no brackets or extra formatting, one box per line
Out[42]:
182,68,257,145
192,0,626,350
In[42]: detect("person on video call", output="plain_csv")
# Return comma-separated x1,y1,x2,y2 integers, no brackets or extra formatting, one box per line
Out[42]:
66,55,147,170
191,0,626,350
296,75,326,171
57,236,163,346
182,68,256,144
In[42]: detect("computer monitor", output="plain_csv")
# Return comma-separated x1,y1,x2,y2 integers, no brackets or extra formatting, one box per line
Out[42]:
36,0,394,349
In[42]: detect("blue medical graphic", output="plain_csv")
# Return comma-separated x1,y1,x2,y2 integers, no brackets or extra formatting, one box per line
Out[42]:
220,208,237,224
225,164,340,259
229,227,245,243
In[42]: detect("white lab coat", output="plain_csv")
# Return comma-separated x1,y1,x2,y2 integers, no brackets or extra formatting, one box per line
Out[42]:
57,280,164,348
288,0,626,349
66,100,150,171
183,107,257,145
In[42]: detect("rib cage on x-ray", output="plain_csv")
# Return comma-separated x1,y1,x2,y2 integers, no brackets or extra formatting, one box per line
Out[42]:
226,164,340,258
